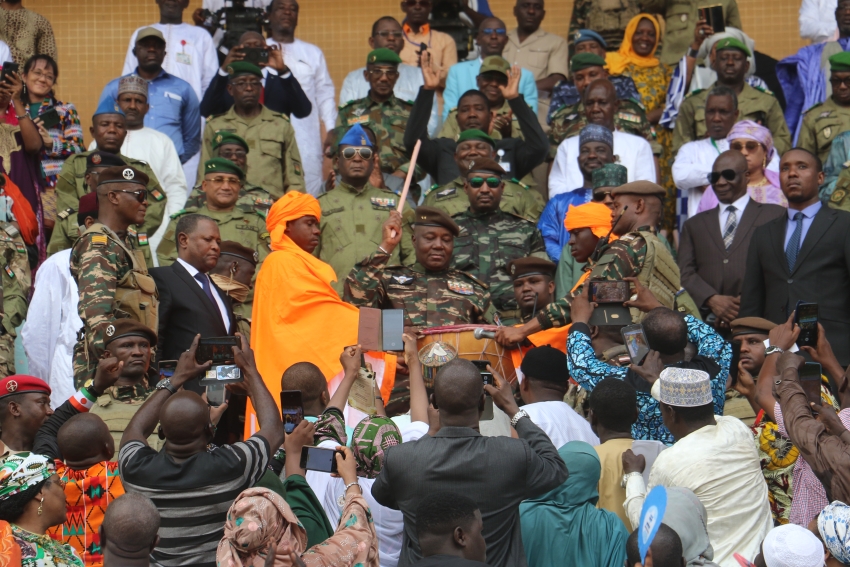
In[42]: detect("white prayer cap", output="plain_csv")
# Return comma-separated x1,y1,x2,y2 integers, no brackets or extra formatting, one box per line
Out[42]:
651,367,712,407
762,524,824,567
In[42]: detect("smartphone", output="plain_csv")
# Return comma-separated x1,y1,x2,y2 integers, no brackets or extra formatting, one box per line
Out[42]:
794,302,818,348
196,336,240,365
800,362,823,408
589,280,630,304
621,324,650,365
698,5,725,33
206,383,230,407
280,390,304,434
159,360,177,382
38,107,60,130
728,341,741,387
471,360,494,387
242,47,269,65
0,62,18,85
382,309,405,351
300,446,340,473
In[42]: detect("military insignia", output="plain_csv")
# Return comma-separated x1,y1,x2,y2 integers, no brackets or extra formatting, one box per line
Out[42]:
294,162,302,176
436,187,456,200
510,264,516,274
92,235,108,246
5,380,16,393
92,153,102,164
226,65,234,74
566,113,578,121
128,226,137,237
820,111,833,119
832,189,846,202
574,31,581,40
253,251,259,262
823,126,833,138
151,189,164,201
14,242,25,254
138,232,149,246
123,168,134,180
361,136,367,145
57,208,73,220
215,134,223,144
3,265,12,279
106,324,115,337
621,234,636,242
618,112,639,124
255,198,274,207
680,13,687,21
447,280,474,295
353,107,366,117
370,197,395,209
392,275,413,285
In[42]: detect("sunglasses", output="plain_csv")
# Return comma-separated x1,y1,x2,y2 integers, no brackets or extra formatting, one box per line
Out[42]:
593,190,611,201
468,176,501,189
368,68,400,78
729,141,761,152
110,189,146,203
482,28,507,35
341,147,373,160
207,176,242,187
707,169,746,185
831,76,850,87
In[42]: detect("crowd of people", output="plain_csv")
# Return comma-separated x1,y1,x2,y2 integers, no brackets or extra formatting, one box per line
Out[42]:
0,0,849,565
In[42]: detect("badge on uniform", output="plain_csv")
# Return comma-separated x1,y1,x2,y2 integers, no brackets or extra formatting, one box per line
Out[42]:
57,208,73,220
392,275,413,285
820,111,833,119
618,112,639,124
255,198,273,207
347,115,370,126
151,189,164,201
92,235,108,246
436,187,456,200
106,324,115,337
370,197,395,210
123,168,135,180
138,232,149,246
447,280,474,295
832,189,846,202
13,242,25,254
92,153,102,165
3,265,13,279
128,226,137,238
823,126,833,138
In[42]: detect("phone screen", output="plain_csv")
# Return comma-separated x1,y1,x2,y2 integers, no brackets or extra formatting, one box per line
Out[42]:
159,360,177,382
621,324,650,365
471,360,494,387
800,362,823,408
589,280,630,304
795,302,819,347
280,390,304,434
382,309,405,351
196,337,240,364
300,446,338,473
206,383,230,407
243,47,269,65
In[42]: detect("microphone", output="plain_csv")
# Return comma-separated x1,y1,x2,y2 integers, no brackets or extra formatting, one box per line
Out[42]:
590,206,628,263
531,291,539,319
474,328,496,340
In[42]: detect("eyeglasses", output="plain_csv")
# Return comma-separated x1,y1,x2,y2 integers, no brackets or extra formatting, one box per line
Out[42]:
28,69,55,83
729,141,761,153
219,148,247,160
707,169,746,185
206,176,242,187
231,80,262,90
341,147,373,160
374,31,403,39
405,0,432,6
830,76,850,87
592,190,611,201
481,28,507,35
468,176,501,189
368,68,400,78
110,189,147,203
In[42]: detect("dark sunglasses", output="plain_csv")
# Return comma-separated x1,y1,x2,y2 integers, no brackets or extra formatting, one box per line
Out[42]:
110,189,146,203
482,28,507,35
707,169,746,185
341,147,373,160
593,190,611,201
468,176,501,189
830,76,850,87
729,141,761,152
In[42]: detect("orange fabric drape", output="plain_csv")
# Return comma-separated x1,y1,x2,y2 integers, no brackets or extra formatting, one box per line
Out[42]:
3,174,37,244
509,325,570,372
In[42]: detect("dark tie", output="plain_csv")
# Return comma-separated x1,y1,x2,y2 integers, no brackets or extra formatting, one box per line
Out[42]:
194,272,217,305
723,205,737,250
786,212,804,273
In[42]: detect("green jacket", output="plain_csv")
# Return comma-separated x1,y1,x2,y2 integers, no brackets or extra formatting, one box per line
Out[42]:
423,177,543,222
798,97,850,164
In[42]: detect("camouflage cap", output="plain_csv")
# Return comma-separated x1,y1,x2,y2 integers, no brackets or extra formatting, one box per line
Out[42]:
226,61,263,79
610,180,665,197
457,128,496,148
414,205,460,237
104,319,157,346
97,165,149,188
730,317,776,337
714,37,751,56
220,240,259,265
86,151,125,171
204,158,245,181
366,47,402,66
463,157,505,177
212,131,249,152
592,163,628,189
588,304,632,326
506,256,556,280
479,55,510,78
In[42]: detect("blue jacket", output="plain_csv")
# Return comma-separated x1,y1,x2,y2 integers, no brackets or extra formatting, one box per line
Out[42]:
537,188,592,262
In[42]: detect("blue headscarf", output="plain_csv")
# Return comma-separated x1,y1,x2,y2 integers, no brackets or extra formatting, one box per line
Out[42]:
519,441,628,567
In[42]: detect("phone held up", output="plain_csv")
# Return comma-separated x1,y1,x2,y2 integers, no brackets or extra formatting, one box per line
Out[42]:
471,360,494,421
300,446,342,474
589,280,630,304
0,62,18,86
197,337,243,384
280,390,304,434
621,324,650,366
794,301,818,348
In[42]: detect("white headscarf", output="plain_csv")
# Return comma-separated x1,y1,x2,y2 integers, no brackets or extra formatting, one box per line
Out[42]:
690,27,757,93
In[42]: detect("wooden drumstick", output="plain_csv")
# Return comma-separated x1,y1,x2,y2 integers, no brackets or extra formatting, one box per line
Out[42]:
391,139,422,239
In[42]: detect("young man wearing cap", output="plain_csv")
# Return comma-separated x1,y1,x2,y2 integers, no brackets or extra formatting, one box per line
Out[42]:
209,241,257,342
443,17,538,121
71,165,159,388
798,51,850,164
201,61,305,200
317,123,415,296
622,366,772,566
674,37,790,155
0,374,52,455
451,158,547,325
344,205,489,328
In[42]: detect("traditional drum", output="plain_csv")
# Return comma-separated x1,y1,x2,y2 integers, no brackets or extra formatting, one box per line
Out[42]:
417,324,516,388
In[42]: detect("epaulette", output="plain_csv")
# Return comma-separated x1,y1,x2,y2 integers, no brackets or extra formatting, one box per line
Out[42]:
803,101,825,115
57,207,75,220
457,270,488,290
339,99,357,109
128,157,149,166
424,183,441,197
624,97,646,110
510,177,530,190
208,112,226,120
170,208,190,219
685,88,705,98
753,85,775,96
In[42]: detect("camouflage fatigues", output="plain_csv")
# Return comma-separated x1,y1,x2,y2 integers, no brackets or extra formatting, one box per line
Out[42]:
201,106,305,199
333,94,414,175
344,251,490,328
568,0,641,53
828,171,850,211
0,222,30,378
48,208,155,269
642,0,742,66
316,181,416,296
451,209,547,325
90,381,163,450
439,100,523,141
798,98,850,165
54,151,168,243
423,177,544,222
184,181,275,217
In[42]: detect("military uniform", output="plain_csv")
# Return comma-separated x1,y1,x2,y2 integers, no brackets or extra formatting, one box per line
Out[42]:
642,0,742,66
451,209,547,325
344,251,490,328
0,222,30,377
548,100,657,159
672,83,792,155
184,182,275,217
316,181,416,295
90,382,162,450
333,95,414,175
798,98,850,164
54,151,168,243
439,100,524,141
48,208,155,268
828,170,850,212
568,0,641,52
424,177,543,222
201,106,305,199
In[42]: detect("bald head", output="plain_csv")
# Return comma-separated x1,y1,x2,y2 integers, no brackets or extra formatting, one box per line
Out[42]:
102,493,160,553
160,391,210,445
434,359,484,415
281,362,328,407
583,79,619,130
643,307,688,355
57,413,114,462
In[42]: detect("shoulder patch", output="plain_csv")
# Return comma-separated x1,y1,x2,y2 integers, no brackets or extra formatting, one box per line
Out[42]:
457,270,488,289
91,235,108,246
170,209,188,219
435,187,457,200
57,208,74,220
685,88,705,98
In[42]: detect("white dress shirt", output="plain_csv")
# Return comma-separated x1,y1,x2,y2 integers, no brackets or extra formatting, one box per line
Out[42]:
21,250,81,408
0,41,11,66
267,37,337,196
717,193,751,236
176,258,230,332
549,130,656,197
523,401,599,448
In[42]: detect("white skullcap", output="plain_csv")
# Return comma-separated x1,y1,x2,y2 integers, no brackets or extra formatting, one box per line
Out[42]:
762,524,824,567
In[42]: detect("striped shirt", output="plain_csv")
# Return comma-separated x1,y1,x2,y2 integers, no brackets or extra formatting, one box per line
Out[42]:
118,436,270,567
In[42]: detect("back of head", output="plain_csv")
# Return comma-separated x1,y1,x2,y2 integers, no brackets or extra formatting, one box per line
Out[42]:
589,377,638,432
281,362,327,407
627,524,684,567
520,346,567,389
762,524,825,567
434,359,483,415
416,492,480,553
57,413,113,462
160,391,209,444
642,308,688,355
102,493,160,553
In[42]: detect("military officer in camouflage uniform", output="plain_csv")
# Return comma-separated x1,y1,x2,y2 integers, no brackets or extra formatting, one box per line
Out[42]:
55,103,168,260
209,241,257,343
89,319,162,449
344,206,489,327
423,129,543,221
450,158,547,325
673,38,791,155
333,48,414,179
568,2,640,53
71,166,159,387
201,61,305,199
317,123,415,295
798,52,850,164
642,0,742,66
0,175,31,377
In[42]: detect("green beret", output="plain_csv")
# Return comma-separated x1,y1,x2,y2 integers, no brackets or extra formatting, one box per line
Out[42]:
213,132,249,152
366,48,402,66
570,53,606,72
457,128,496,148
204,158,245,181
479,55,510,78
830,51,850,72
714,37,750,56
226,61,263,79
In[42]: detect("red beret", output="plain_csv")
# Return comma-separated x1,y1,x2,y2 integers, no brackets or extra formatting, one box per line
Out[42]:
0,375,51,400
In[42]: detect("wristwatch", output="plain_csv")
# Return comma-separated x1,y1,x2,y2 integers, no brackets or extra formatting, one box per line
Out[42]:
510,409,529,427
765,345,785,356
155,377,177,394
621,471,643,488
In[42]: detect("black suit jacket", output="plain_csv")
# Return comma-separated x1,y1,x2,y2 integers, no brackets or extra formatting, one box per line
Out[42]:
679,199,785,307
740,204,850,364
150,261,236,388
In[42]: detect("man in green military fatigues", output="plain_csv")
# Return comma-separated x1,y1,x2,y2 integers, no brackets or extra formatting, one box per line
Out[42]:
344,206,490,328
71,166,159,388
450,157,547,326
209,241,257,343
642,0,742,66
0,177,31,377
799,52,850,165
673,37,791,155
201,61,305,199
333,48,414,179
423,129,543,221
569,1,640,53
54,102,167,263
317,123,415,296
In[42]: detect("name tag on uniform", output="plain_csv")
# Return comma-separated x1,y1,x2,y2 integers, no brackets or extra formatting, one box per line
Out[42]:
176,52,192,65
370,197,396,210
436,187,456,200
447,280,473,295
347,115,370,125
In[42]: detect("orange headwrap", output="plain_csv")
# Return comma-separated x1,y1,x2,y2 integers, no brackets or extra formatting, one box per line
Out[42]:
267,191,322,250
564,202,612,239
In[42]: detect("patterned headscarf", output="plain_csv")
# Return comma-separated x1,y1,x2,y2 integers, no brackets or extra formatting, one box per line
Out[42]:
351,416,401,478
818,501,850,564
727,120,776,164
0,453,53,501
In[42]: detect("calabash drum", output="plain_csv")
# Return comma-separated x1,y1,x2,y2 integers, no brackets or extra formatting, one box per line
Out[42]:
416,324,516,388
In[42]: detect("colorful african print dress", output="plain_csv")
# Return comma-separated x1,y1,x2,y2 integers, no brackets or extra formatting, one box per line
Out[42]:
12,524,83,567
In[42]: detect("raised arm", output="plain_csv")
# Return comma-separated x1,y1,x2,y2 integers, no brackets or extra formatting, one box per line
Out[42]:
328,344,363,412
234,333,285,450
